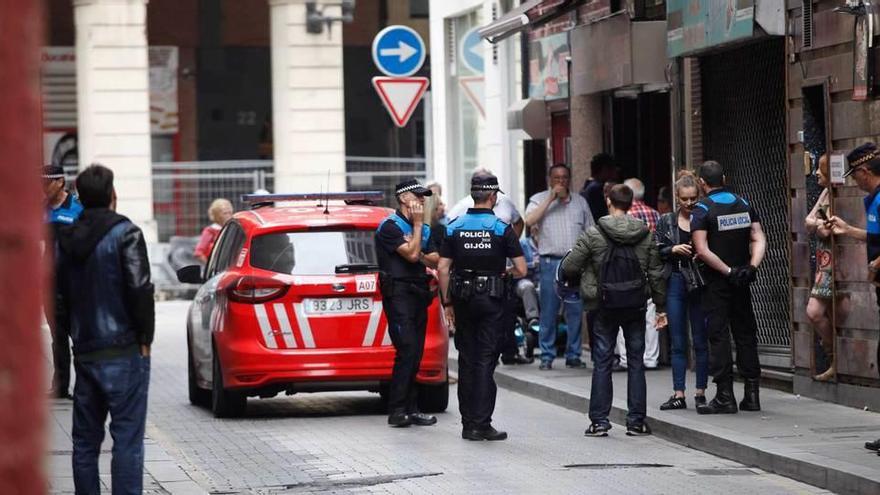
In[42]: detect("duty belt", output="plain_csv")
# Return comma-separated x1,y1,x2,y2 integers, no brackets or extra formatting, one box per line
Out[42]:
450,270,508,299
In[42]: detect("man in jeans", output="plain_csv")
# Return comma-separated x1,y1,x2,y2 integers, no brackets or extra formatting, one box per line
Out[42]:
562,184,666,437
57,164,155,494
525,164,594,370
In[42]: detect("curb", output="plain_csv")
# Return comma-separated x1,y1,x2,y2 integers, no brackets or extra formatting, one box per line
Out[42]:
450,357,880,495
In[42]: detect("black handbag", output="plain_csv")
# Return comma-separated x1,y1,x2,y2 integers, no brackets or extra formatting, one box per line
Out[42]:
679,258,706,293
661,213,705,293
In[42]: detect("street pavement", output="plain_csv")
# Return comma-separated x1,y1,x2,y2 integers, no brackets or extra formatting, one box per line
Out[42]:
46,301,832,494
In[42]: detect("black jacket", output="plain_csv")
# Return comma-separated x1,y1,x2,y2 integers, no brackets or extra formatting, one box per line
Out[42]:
57,208,155,357
655,212,686,267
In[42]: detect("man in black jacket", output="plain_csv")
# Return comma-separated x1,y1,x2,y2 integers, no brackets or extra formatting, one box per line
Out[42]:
57,164,155,495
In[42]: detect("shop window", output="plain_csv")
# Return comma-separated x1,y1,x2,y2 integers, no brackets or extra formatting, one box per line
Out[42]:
634,0,665,21
410,0,429,19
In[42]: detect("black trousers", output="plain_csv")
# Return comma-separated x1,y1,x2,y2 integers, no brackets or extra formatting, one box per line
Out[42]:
384,281,430,415
499,291,519,359
51,316,72,393
454,293,504,429
702,276,761,384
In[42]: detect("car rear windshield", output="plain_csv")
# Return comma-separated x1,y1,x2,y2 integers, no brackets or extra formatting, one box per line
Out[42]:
250,230,377,275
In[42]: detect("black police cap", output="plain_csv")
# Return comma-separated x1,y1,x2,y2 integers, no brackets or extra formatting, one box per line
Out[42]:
471,175,504,194
394,179,433,197
845,142,880,178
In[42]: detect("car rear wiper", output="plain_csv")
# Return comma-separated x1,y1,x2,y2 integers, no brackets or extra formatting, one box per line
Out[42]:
335,263,380,274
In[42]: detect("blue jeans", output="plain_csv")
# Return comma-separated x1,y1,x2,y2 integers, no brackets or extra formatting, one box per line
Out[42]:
667,272,709,392
590,310,646,426
538,257,583,362
72,353,150,495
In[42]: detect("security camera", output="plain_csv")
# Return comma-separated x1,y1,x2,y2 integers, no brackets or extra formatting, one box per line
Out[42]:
306,1,356,35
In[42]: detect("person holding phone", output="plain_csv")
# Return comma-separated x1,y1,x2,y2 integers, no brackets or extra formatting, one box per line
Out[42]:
805,155,835,381
655,172,709,410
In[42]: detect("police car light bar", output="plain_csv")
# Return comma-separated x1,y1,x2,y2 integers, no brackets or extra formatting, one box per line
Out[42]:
241,191,385,204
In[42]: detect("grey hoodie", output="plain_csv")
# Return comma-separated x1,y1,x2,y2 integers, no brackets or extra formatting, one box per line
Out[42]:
561,214,666,312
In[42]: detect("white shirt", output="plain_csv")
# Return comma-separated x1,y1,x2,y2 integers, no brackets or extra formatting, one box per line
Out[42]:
446,193,522,225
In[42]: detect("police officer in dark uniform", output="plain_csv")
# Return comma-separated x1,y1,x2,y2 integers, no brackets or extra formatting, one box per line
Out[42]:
375,179,440,428
438,174,526,441
690,160,767,415
43,164,84,398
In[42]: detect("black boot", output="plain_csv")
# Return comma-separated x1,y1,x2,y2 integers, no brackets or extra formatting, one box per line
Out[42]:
739,378,761,411
697,381,738,415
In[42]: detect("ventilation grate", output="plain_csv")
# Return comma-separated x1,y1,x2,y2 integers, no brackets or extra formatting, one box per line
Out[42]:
802,0,813,49
446,19,457,76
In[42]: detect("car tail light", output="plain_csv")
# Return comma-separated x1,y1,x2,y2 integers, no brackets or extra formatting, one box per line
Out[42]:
226,276,289,304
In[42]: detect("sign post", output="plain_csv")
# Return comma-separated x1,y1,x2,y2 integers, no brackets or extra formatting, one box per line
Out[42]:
371,25,429,128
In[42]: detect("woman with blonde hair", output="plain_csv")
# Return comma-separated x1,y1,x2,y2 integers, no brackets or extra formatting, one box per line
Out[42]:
805,154,835,381
655,173,709,410
194,198,234,263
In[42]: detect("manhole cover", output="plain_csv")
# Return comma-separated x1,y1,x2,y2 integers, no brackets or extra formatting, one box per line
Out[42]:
563,463,673,470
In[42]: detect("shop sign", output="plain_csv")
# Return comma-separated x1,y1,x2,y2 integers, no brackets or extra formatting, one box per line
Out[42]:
666,0,755,58
528,32,568,101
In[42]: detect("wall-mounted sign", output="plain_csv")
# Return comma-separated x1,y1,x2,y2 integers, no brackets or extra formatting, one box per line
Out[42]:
666,0,755,58
528,32,569,101
830,152,847,185
853,14,872,101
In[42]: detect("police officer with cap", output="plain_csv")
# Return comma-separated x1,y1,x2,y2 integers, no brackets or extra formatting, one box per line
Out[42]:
43,164,84,398
690,160,767,415
438,174,527,441
375,179,440,428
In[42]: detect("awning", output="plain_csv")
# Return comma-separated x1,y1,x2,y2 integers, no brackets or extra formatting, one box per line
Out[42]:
479,0,583,44
570,13,669,95
507,98,547,140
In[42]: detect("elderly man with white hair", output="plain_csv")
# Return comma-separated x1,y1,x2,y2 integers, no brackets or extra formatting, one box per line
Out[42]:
615,178,662,370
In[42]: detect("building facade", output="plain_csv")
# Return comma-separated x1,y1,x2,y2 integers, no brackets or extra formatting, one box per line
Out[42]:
436,0,880,407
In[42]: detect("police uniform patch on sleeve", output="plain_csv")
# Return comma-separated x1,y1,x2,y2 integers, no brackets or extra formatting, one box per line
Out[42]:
717,212,752,231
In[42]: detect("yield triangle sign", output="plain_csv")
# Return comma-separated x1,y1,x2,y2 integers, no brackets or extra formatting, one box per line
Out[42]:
458,76,485,118
372,76,430,127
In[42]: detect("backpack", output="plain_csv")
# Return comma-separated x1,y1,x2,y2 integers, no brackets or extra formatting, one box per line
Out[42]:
596,223,647,310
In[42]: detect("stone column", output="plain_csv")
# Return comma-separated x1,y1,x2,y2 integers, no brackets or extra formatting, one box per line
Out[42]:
74,0,155,240
269,0,346,194
570,93,603,197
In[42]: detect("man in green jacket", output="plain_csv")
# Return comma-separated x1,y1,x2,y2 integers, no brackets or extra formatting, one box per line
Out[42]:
562,184,667,437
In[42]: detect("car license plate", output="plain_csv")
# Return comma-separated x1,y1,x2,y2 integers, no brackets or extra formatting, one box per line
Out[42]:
304,297,373,315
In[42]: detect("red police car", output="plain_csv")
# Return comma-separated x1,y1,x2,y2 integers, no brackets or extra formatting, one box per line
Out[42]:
177,192,449,417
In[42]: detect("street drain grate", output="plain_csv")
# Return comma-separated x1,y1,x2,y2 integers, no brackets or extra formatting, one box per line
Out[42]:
690,468,757,476
563,463,673,470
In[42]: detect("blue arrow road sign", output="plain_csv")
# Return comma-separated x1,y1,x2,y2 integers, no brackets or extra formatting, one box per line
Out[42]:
371,25,426,77
460,27,484,74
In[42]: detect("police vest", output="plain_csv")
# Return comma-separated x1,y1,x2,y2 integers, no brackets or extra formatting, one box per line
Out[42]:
695,189,754,268
377,213,432,251
375,212,431,280
864,188,880,262
445,210,509,273
48,193,84,226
